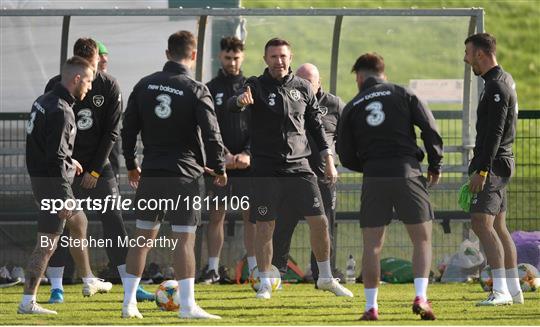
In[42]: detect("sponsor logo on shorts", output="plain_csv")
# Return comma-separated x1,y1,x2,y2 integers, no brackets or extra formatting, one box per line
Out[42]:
313,197,320,208
257,206,268,216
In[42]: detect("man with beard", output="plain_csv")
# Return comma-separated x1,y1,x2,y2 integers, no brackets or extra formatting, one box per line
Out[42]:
198,36,256,284
463,33,522,306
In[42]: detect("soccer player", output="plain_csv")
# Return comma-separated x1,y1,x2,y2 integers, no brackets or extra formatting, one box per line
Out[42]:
272,63,344,283
463,33,522,306
44,38,154,303
230,38,352,300
337,53,443,320
19,56,94,315
198,36,257,284
120,30,226,319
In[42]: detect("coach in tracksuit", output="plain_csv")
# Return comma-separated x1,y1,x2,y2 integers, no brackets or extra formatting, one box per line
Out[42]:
120,31,225,320
463,33,521,306
272,63,344,283
19,56,94,315
337,52,443,321
44,38,129,303
229,38,352,300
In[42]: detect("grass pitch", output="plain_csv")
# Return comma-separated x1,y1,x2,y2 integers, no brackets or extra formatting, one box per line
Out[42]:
1,282,539,325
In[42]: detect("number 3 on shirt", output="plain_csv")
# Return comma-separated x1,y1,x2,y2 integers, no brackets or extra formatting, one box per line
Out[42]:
155,94,172,119
365,101,385,126
26,111,36,134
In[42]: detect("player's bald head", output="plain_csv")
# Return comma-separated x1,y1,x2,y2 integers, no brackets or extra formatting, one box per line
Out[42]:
296,63,319,81
296,63,320,94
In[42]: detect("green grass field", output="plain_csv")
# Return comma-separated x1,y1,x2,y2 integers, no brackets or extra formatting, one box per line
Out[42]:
1,283,539,325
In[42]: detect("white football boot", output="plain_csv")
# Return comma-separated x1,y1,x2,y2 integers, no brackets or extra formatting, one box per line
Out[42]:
476,290,513,306
82,278,113,297
180,304,221,319
511,290,524,304
17,301,57,315
121,304,143,319
317,278,354,297
255,284,272,299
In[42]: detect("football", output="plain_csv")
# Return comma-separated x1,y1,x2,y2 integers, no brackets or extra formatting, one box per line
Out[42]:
249,265,282,292
479,265,493,292
517,263,539,292
155,280,180,311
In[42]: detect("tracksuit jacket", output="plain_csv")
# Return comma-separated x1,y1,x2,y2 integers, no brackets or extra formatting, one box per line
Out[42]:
228,68,330,174
26,83,77,200
121,61,225,178
45,71,122,175
337,77,443,176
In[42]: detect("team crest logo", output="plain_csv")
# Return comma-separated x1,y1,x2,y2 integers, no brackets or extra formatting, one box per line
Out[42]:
232,83,242,92
289,89,301,101
319,105,328,116
93,95,104,107
257,206,268,216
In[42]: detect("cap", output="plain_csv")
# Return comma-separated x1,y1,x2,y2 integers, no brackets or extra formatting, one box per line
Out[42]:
97,41,108,55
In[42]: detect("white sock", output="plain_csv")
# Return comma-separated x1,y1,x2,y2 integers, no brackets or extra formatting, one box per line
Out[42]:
414,277,429,299
492,268,510,294
46,266,64,291
117,264,128,280
260,277,272,288
179,278,196,311
259,271,272,289
506,268,521,295
122,273,140,306
22,294,36,306
317,260,333,279
247,256,257,272
364,288,378,310
208,257,219,272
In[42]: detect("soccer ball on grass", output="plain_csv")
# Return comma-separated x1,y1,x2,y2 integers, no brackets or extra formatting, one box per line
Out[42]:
155,279,180,311
249,265,282,292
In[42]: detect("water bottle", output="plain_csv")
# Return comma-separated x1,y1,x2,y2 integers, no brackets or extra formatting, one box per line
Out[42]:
346,254,356,284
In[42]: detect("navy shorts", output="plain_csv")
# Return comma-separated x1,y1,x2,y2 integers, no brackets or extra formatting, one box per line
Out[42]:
250,172,325,222
135,170,203,226
359,176,433,228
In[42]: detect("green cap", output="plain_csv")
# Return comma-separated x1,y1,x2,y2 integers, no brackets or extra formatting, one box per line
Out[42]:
458,182,473,212
97,41,108,55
